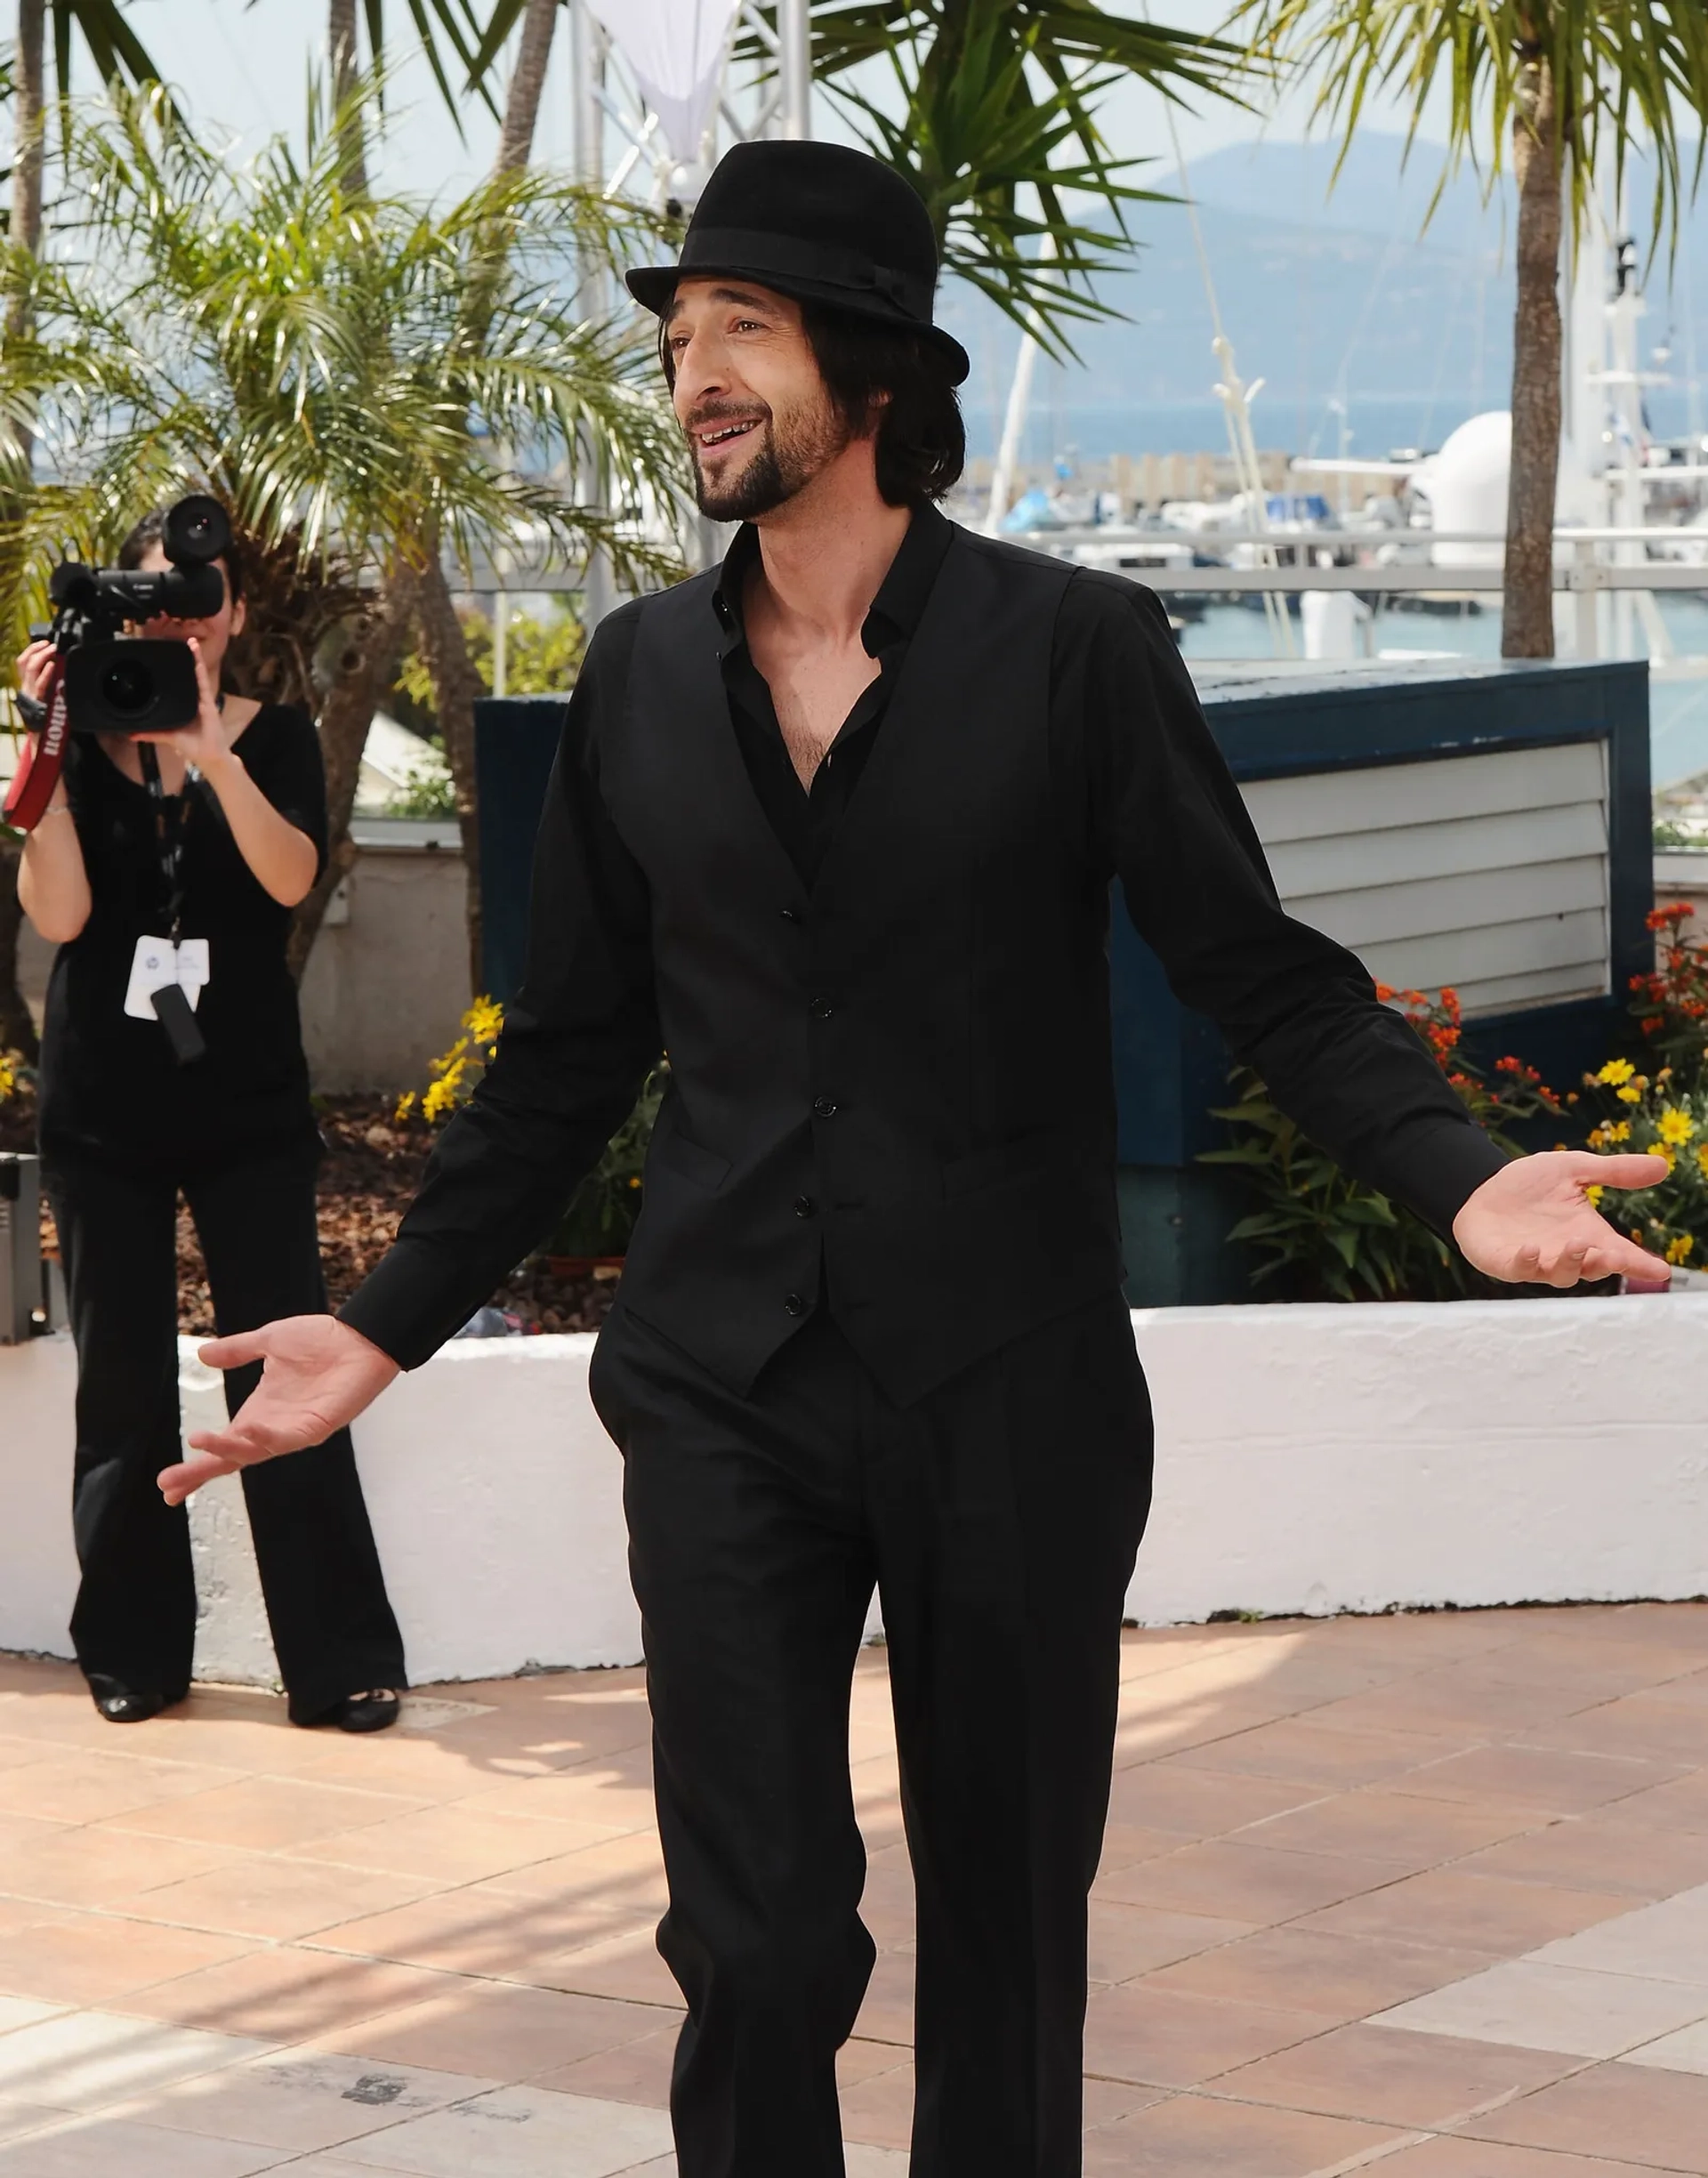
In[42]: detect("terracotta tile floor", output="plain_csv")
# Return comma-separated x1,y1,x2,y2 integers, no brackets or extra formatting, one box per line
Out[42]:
0,1606,1702,2171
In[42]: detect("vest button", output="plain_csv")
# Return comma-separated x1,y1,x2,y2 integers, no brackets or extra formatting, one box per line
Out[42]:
780,907,802,924
784,1292,809,1317
812,1096,838,1119
810,996,834,1020
794,1195,817,1219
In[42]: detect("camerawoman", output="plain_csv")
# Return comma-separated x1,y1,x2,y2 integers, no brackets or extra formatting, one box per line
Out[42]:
13,495,407,1732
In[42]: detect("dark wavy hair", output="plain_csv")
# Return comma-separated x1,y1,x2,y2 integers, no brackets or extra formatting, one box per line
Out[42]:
658,296,965,508
117,505,245,603
798,302,964,507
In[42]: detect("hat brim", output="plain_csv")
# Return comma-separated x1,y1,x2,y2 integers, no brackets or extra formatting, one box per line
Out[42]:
626,262,971,386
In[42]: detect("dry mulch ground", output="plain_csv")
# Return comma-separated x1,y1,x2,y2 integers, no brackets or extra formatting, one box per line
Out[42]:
0,1086,616,1338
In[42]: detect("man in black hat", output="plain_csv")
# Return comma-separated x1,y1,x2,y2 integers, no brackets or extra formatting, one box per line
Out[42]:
163,140,1663,2175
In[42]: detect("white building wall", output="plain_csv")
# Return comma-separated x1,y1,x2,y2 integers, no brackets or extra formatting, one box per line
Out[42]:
1245,741,1612,1016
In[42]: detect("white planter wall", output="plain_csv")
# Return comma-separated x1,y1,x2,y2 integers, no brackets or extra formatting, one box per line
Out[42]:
1127,1295,1708,1625
3,1295,1705,1686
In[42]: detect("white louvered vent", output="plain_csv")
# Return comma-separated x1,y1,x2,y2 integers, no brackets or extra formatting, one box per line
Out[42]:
1242,741,1610,1018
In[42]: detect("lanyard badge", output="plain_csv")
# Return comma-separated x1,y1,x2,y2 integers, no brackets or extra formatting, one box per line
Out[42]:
131,744,208,1065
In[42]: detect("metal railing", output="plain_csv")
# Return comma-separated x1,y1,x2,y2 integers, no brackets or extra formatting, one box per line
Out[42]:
1018,528,1708,665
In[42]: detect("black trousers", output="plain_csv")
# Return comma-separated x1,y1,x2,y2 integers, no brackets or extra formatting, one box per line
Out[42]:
45,1149,407,1723
589,1291,1153,2178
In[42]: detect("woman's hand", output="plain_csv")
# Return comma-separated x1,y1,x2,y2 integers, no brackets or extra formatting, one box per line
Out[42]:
15,639,58,708
133,635,238,775
13,640,92,940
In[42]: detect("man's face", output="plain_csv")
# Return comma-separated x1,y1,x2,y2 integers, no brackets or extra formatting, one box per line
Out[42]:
665,278,852,520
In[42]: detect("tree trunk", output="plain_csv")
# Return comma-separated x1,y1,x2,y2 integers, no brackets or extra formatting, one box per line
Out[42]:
0,843,38,1064
5,0,45,457
495,0,560,176
286,572,416,980
328,0,368,199
1503,46,1562,659
410,553,487,992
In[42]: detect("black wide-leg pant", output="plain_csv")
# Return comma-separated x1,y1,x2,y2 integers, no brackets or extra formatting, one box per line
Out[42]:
589,1291,1154,2178
45,1149,407,1723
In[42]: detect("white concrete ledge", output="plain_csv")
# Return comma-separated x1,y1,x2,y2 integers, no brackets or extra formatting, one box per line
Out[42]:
3,1294,1705,1686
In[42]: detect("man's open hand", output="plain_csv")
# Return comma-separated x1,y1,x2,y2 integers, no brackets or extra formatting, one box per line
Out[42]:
157,1316,401,1505
1453,1150,1671,1288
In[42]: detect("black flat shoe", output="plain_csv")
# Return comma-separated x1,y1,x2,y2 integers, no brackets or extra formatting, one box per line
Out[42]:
308,1690,402,1734
86,1674,181,1724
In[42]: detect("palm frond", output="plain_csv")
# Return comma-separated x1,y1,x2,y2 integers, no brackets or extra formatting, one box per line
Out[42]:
1229,0,1708,262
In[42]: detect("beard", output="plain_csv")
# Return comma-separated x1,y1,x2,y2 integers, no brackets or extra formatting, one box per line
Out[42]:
689,392,852,521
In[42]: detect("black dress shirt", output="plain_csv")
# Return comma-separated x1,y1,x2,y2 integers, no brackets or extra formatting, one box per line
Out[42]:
716,504,954,889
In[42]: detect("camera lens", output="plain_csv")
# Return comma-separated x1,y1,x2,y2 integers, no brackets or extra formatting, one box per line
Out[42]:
163,494,231,566
101,657,157,719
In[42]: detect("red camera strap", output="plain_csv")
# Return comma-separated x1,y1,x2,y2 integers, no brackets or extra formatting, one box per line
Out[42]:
3,657,69,833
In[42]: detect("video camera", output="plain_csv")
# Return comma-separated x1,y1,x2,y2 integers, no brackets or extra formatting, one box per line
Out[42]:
4,495,233,832
47,494,233,738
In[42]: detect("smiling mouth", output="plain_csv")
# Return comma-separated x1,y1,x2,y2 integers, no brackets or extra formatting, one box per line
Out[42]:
696,418,761,452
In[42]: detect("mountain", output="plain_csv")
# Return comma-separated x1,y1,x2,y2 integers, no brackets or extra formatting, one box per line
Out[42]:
939,133,1708,462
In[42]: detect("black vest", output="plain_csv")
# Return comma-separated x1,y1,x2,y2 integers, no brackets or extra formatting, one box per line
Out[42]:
601,524,1124,1406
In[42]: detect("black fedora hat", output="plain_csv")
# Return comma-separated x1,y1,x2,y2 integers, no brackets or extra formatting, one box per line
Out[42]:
626,141,970,385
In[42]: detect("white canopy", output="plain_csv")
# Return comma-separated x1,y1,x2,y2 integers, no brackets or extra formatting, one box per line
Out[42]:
585,0,744,169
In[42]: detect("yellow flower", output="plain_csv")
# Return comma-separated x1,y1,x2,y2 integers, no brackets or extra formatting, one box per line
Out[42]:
1616,1085,1643,1104
394,1090,416,1122
1666,1234,1696,1266
1697,1143,1708,1180
1586,1184,1605,1207
464,996,505,1048
1607,1120,1631,1142
1597,1059,1636,1085
0,1055,13,1104
1659,1109,1698,1147
421,1076,460,1123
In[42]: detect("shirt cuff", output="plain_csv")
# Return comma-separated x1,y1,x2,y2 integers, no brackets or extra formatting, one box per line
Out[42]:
1396,1118,1511,1241
338,1239,479,1372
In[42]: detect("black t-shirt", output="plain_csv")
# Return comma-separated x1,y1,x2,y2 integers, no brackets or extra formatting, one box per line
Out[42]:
37,704,328,1175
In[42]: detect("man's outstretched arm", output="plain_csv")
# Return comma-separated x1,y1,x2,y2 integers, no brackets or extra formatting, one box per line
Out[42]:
161,609,661,1504
1063,573,1665,1285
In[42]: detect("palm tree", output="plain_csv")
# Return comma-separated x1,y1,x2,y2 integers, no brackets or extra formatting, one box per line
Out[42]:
1228,0,1708,657
1,85,685,976
7,3,183,413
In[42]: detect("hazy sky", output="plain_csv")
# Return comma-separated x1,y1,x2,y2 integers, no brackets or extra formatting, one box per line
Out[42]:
46,1,1459,206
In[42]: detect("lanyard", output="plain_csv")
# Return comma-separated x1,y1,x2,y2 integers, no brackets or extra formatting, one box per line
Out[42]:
135,742,188,945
